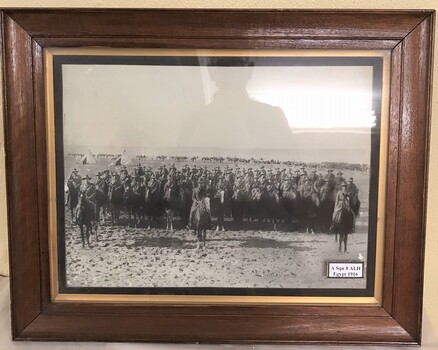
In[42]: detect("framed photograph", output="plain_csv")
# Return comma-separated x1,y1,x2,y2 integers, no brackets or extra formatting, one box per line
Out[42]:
2,9,434,345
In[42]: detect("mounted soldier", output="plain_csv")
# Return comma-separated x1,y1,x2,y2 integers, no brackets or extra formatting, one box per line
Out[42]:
331,181,355,232
335,171,346,191
313,173,325,193
134,163,145,177
188,177,212,229
79,174,97,221
66,169,81,220
346,177,361,217
324,169,336,188
120,169,131,187
309,169,318,183
346,177,358,197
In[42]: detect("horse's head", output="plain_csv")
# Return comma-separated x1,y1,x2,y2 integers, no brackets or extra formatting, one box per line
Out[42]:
202,197,211,212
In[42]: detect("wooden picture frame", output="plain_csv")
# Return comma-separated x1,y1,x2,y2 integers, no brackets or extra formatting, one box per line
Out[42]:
2,9,434,345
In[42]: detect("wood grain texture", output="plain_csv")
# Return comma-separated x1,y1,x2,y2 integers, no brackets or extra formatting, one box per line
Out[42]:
392,14,434,342
34,37,400,50
1,9,434,345
32,40,51,311
43,302,391,317
382,43,402,315
4,10,429,40
20,314,413,344
2,14,43,337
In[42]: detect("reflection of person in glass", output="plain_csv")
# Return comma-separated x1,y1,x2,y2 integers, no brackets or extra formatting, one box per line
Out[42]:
181,57,292,149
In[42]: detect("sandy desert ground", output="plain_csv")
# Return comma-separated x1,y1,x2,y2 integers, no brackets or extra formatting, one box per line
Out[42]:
65,218,368,290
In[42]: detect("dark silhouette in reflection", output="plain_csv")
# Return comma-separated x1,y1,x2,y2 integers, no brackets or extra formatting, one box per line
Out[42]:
181,57,292,149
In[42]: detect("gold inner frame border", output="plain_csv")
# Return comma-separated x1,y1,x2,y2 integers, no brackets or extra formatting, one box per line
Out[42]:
45,47,390,305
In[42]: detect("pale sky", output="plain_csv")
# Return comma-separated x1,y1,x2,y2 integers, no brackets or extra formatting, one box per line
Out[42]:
62,61,377,162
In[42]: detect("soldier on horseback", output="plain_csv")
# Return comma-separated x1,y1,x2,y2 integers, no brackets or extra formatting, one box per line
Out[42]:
80,174,97,214
187,177,212,229
66,169,82,222
346,177,361,217
134,163,144,177
346,177,358,196
331,181,355,232
335,171,346,190
324,169,336,187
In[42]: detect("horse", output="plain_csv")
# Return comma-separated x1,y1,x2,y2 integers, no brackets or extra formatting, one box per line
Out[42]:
123,183,144,227
163,182,184,231
280,186,298,228
301,190,320,234
319,184,336,230
145,182,164,228
66,179,79,221
212,188,227,231
248,187,263,222
95,184,109,225
108,179,124,225
261,187,281,231
192,197,211,250
349,192,361,217
181,185,193,226
75,194,97,248
231,184,250,222
332,194,355,254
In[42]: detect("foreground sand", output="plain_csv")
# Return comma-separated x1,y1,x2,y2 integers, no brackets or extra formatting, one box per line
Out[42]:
65,219,368,290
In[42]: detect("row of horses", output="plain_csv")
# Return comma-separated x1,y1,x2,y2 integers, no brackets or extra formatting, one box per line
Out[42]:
70,179,359,252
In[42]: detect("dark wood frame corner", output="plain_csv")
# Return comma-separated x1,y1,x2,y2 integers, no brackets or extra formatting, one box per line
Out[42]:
1,9,434,345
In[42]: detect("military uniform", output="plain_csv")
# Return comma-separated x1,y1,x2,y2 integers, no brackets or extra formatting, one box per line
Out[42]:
309,171,318,183
324,170,336,187
188,183,212,228
80,180,96,202
335,172,345,190
96,175,107,192
314,175,325,192
347,180,358,196
147,177,159,194
79,177,97,220
331,183,355,231
300,180,313,198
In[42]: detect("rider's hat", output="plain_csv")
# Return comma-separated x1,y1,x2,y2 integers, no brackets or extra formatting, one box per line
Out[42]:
348,177,354,182
337,171,343,175
83,174,91,180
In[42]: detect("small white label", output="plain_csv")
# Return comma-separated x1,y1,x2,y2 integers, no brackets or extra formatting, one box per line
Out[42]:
327,262,364,278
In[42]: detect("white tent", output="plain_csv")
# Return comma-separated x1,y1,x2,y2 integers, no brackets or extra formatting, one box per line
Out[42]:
80,150,97,164
114,149,133,166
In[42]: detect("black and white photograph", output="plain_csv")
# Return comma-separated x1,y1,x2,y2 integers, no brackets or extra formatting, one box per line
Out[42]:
54,51,384,296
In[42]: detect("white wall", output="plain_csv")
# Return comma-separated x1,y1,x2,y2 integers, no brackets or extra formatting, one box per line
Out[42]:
0,1,436,347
